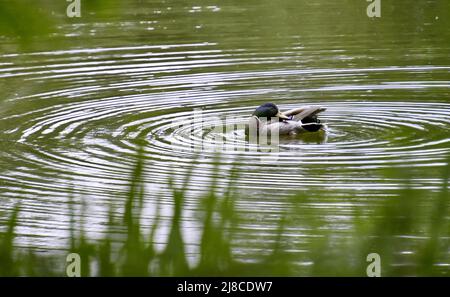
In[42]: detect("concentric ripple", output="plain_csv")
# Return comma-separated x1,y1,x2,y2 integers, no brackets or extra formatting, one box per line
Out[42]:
4,97,450,195
1,38,450,252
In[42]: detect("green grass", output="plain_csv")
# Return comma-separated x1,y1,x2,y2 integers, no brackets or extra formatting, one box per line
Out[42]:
0,148,449,276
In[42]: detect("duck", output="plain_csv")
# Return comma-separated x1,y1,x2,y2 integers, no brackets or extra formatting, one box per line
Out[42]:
246,103,326,136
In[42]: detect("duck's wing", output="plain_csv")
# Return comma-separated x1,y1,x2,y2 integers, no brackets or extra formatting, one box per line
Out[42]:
262,121,304,135
283,106,326,121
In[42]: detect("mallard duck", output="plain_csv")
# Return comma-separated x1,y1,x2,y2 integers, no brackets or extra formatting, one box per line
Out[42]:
246,103,326,136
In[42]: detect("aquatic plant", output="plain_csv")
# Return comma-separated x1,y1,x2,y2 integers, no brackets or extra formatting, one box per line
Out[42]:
0,147,448,277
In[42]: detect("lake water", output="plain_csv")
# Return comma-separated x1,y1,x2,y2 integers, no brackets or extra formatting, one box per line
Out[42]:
0,0,449,271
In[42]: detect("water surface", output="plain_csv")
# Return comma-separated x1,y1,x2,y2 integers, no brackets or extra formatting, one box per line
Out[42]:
0,1,449,269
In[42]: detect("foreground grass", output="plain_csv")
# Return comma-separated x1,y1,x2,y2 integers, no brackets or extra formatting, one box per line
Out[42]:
0,149,449,276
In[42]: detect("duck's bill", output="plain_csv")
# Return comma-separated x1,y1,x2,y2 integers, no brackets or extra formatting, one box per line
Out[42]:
276,111,290,120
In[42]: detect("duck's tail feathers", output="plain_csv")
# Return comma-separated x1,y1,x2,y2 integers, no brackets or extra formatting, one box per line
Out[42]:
301,122,324,132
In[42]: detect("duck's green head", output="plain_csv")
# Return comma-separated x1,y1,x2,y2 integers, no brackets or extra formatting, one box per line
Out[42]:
252,103,289,120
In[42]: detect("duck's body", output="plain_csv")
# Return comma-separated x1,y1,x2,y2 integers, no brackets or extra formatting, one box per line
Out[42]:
247,103,326,136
